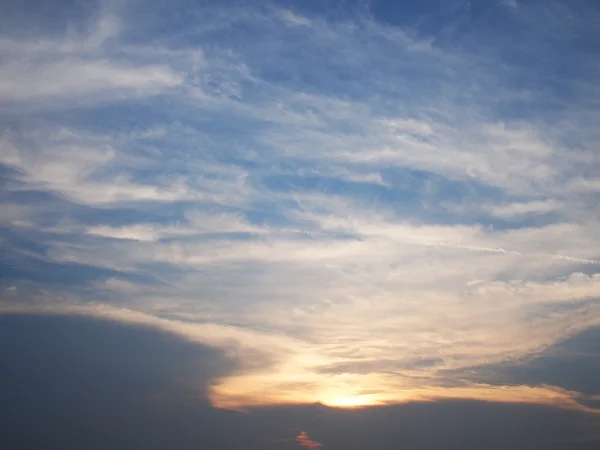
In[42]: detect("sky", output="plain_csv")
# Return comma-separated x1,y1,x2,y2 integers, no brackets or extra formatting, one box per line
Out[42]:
1,0,600,448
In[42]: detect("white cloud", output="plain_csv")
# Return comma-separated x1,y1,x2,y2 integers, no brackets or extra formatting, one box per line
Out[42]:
0,10,187,108
0,59,182,102
86,212,266,242
0,126,254,206
87,224,164,242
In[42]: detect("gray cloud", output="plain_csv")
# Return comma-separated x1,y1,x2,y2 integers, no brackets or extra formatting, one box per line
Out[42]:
1,312,600,450
439,324,600,407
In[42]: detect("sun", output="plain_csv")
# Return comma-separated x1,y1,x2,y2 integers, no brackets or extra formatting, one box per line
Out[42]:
321,394,378,408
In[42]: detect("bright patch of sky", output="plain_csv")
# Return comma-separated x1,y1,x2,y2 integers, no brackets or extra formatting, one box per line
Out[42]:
2,0,600,409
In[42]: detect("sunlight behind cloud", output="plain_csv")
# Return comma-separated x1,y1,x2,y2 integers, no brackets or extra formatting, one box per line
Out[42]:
321,394,380,408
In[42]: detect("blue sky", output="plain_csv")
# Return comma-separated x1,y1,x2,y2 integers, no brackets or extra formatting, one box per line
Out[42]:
2,0,600,417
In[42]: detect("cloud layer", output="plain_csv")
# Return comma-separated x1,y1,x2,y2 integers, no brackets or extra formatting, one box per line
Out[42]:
2,314,599,450
1,0,600,414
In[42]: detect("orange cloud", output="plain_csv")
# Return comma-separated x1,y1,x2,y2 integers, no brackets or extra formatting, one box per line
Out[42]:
296,431,323,449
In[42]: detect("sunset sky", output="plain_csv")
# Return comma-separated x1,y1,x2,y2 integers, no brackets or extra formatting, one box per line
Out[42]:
2,0,600,448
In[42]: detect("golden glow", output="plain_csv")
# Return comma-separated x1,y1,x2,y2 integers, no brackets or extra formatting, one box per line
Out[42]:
15,303,600,415
321,394,379,408
209,373,594,413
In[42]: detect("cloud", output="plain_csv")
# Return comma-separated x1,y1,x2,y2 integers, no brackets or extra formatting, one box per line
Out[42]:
0,59,182,102
1,314,599,450
296,431,323,449
483,200,563,219
441,324,600,410
1,0,600,417
252,400,600,449
0,10,186,110
86,224,165,242
0,126,251,206
82,211,266,243
318,357,445,375
0,313,276,450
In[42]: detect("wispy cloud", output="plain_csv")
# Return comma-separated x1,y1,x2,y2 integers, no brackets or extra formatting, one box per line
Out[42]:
0,59,182,101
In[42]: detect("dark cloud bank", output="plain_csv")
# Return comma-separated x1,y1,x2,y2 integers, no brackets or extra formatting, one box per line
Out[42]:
443,324,600,411
1,313,599,450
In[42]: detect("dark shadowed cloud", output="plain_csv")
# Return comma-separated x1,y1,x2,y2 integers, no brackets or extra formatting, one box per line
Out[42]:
252,400,600,450
0,313,259,450
441,324,600,410
1,313,600,450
